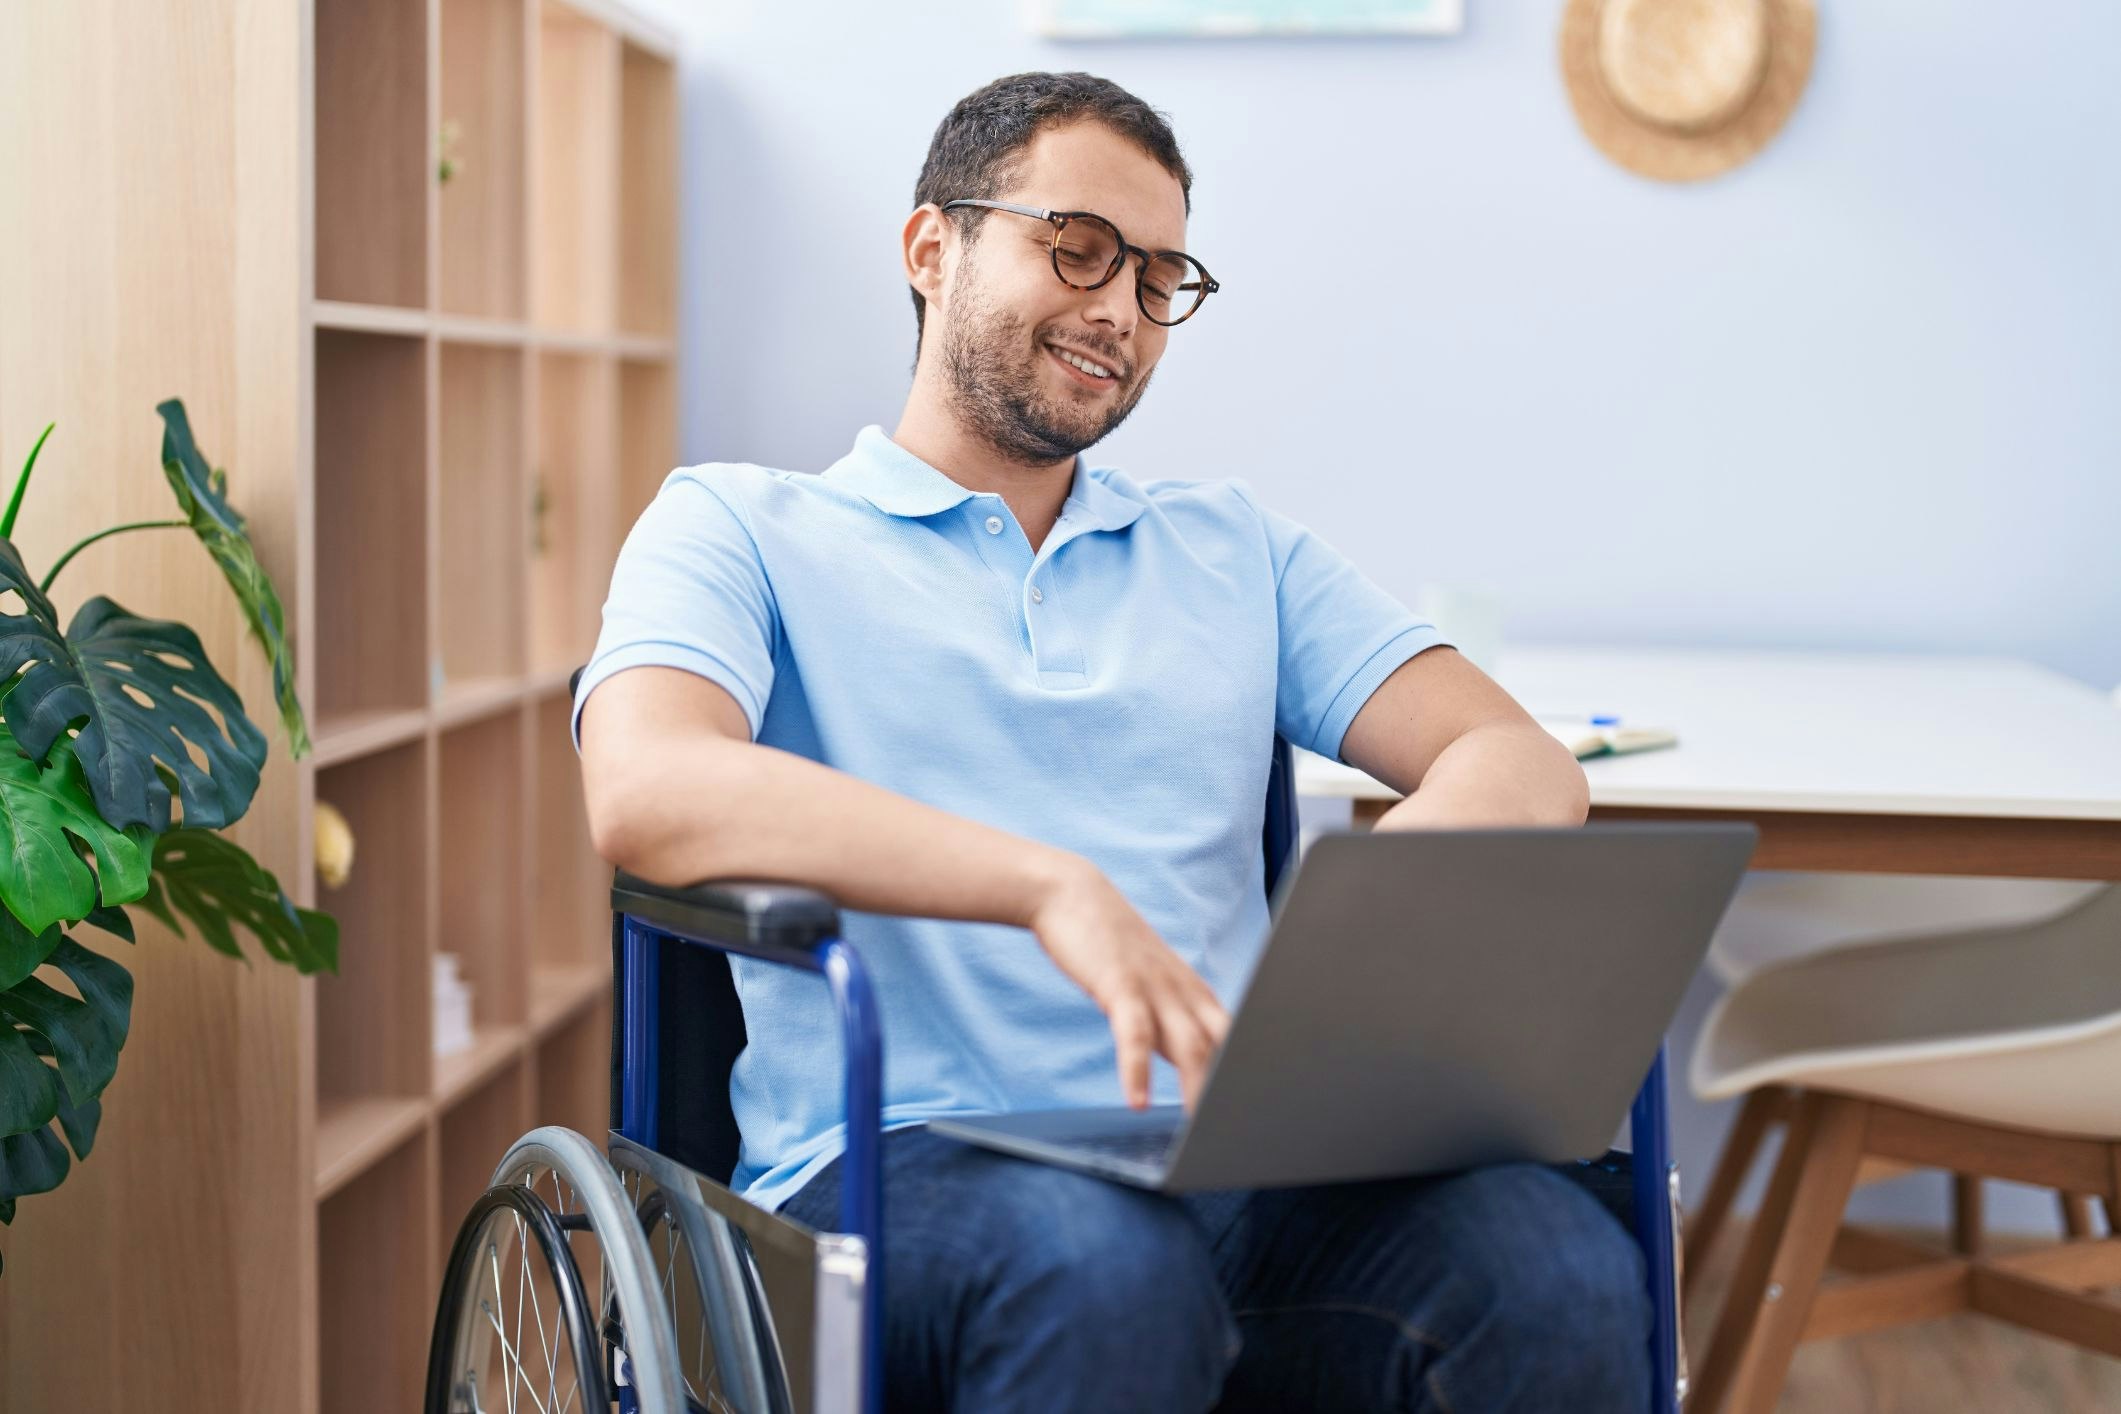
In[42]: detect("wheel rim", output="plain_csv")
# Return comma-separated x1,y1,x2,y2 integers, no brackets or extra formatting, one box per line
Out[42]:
487,1128,688,1414
607,1148,796,1414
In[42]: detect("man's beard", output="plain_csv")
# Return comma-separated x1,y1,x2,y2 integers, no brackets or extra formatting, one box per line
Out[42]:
939,284,1151,467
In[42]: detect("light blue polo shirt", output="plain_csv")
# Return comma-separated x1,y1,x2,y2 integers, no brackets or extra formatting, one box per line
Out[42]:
573,425,1449,1212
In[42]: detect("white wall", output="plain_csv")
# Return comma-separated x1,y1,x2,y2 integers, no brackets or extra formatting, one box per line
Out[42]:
638,0,2119,687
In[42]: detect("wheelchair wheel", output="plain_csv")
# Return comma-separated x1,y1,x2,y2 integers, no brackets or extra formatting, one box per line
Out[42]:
430,1125,689,1414
610,1144,795,1414
427,1184,604,1412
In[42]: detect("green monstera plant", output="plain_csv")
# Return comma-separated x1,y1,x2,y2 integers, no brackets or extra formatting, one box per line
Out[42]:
0,399,336,1270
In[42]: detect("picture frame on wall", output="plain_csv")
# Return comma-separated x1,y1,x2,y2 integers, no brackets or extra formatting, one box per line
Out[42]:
1028,0,1464,39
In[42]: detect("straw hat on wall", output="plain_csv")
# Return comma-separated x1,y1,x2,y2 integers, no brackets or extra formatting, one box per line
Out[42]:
1560,0,1817,182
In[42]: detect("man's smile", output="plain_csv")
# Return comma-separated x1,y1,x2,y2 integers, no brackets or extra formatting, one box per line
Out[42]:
1044,341,1120,389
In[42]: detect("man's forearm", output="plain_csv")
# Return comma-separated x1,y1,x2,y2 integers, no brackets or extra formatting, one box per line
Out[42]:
590,734,1082,928
1371,722,1589,830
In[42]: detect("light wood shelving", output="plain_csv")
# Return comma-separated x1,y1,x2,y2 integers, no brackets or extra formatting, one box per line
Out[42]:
319,1129,436,1414
0,3,674,1402
535,998,615,1149
305,3,676,1407
317,0,430,309
437,1061,533,1263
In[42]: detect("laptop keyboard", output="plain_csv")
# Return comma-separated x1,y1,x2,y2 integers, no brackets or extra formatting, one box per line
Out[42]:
1068,1125,1181,1168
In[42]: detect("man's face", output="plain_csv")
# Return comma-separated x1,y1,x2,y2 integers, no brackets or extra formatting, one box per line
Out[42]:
933,121,1189,466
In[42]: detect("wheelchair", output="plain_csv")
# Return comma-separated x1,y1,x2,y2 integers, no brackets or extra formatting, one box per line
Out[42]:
426,726,1691,1414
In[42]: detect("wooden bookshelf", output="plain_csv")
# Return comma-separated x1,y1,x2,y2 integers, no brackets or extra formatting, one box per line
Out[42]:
307,4,676,1407
0,1,677,1405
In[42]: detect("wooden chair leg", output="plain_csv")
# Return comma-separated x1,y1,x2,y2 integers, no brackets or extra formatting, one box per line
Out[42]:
1686,1087,1787,1302
2060,1191,2098,1240
1953,1173,1985,1256
1692,1093,1870,1414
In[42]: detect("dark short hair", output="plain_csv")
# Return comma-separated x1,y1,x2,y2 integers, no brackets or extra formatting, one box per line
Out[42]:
908,71,1194,350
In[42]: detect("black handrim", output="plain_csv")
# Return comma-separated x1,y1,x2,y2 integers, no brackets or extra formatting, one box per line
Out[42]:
426,1183,609,1414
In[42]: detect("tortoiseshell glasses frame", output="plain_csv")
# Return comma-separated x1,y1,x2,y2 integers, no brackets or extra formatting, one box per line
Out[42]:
940,198,1221,327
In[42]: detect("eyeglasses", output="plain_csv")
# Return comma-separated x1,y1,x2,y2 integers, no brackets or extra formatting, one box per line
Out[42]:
940,198,1220,327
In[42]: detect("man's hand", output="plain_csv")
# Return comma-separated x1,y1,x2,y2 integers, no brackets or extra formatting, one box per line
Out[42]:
1026,856,1230,1112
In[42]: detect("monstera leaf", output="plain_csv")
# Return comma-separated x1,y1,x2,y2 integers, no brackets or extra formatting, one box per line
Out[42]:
140,829,338,975
0,577,267,833
0,935,133,1273
156,399,309,758
67,598,266,832
0,539,86,750
0,1025,56,1135
0,1126,67,1204
0,715,151,935
0,966,123,1107
0,909,59,993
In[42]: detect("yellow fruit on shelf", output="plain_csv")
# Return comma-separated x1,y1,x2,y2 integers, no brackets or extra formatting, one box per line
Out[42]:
313,799,355,889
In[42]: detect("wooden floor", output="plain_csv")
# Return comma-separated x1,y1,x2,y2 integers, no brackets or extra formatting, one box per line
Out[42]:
1685,1223,2121,1412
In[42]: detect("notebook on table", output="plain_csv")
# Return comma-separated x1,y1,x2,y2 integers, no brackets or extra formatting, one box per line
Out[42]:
1536,717,1679,760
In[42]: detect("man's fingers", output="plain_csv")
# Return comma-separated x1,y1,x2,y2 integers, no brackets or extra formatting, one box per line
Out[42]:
1196,994,1231,1050
1108,993,1155,1109
1155,993,1217,1112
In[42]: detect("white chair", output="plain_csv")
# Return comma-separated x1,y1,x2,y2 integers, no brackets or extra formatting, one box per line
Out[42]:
1687,872,2106,1275
1705,870,2100,988
1684,884,2121,1414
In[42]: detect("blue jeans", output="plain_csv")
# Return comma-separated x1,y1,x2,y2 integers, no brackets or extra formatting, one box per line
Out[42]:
780,1125,1651,1413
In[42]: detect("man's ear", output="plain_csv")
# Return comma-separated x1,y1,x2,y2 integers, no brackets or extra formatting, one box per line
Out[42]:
903,203,951,310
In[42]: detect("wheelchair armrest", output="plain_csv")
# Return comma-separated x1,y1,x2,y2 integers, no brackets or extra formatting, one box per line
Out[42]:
612,871,842,963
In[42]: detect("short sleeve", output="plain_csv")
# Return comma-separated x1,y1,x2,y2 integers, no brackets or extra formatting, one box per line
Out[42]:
571,467,780,750
1231,482,1453,763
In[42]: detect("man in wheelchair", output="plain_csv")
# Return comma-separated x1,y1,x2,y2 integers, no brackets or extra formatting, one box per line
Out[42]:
575,70,1649,1414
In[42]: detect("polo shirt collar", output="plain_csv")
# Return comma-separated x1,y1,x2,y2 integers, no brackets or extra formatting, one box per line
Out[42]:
833,425,1146,532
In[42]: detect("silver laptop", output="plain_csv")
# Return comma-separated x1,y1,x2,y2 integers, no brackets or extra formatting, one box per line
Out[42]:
930,822,1756,1191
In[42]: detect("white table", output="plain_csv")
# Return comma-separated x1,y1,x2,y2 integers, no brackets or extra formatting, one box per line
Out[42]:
1297,645,2121,879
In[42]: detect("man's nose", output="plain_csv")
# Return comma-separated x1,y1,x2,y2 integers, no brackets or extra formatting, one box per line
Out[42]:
1078,267,1138,335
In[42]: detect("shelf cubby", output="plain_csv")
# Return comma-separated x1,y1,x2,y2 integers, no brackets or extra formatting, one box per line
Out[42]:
532,690,608,979
316,1095,429,1200
315,329,431,728
529,350,617,675
315,740,434,1110
437,1060,531,1264
618,41,677,337
316,0,429,308
533,0,618,333
439,0,528,319
437,341,527,701
318,1128,433,1414
534,997,612,1143
618,355,677,525
438,710,530,1037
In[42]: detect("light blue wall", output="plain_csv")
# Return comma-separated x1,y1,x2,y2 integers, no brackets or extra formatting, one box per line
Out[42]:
635,0,2119,688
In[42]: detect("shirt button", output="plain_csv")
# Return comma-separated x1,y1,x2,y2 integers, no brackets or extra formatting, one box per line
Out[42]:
1030,586,1044,604
984,515,1003,535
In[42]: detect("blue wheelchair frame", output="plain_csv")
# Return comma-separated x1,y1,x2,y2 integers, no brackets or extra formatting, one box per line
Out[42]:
608,736,1686,1413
